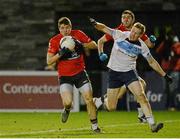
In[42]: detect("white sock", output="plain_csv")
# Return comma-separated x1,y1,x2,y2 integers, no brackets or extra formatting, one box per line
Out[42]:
104,97,109,109
146,116,155,125
137,108,144,117
94,97,103,109
91,123,98,130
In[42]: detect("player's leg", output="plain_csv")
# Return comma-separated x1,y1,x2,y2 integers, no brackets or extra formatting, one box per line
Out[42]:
117,85,127,99
77,71,100,133
116,77,147,122
79,83,100,132
105,88,120,111
137,77,147,123
128,80,163,132
93,69,123,110
60,83,73,123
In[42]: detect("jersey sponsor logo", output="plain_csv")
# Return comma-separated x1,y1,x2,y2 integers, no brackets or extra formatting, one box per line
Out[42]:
116,40,142,57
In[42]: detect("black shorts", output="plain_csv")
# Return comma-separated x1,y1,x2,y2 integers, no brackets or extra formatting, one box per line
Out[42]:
108,69,139,88
59,70,90,88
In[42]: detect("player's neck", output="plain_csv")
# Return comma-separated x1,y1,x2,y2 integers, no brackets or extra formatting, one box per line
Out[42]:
128,37,138,42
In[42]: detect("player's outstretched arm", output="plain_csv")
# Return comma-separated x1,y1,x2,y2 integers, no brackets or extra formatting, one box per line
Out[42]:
88,17,112,35
147,56,166,76
147,55,173,83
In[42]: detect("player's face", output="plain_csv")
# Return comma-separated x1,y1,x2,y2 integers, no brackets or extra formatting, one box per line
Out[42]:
129,26,142,41
59,24,72,36
121,13,133,29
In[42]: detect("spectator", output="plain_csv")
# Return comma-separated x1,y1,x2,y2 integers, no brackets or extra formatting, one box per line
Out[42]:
156,29,180,111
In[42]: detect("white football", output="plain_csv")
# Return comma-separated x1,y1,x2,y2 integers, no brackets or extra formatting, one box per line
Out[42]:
60,36,75,51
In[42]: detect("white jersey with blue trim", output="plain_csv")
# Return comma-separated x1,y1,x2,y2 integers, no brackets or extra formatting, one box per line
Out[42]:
107,29,151,72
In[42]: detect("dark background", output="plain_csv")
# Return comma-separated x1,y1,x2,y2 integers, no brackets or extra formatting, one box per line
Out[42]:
0,0,180,71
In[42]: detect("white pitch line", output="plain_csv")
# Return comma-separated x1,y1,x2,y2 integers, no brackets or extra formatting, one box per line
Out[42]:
0,119,180,136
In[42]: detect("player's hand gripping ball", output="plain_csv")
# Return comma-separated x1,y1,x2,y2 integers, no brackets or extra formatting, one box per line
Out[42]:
60,36,75,51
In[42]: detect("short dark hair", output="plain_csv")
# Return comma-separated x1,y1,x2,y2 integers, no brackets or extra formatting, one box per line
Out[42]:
122,10,135,23
58,17,72,28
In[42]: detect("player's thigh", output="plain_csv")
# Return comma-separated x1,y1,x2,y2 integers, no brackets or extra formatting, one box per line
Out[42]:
107,88,120,106
117,85,127,99
60,83,73,103
127,80,144,97
138,76,146,89
79,83,93,103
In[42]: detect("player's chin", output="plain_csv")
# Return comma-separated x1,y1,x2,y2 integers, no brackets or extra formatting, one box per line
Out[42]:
123,23,129,27
62,33,70,36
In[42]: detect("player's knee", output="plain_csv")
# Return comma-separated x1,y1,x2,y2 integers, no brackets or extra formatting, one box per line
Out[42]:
107,103,116,111
63,99,72,108
98,37,105,44
140,79,147,90
84,95,93,105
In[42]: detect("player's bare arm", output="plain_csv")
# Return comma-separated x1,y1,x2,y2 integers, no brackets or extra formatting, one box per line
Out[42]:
88,17,112,35
47,53,60,65
147,55,166,77
97,35,108,54
94,22,112,35
84,40,97,49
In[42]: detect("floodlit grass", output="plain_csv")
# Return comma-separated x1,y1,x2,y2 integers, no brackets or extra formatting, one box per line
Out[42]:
0,111,180,138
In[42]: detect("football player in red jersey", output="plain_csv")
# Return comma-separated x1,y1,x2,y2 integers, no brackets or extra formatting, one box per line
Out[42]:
47,17,100,132
93,10,156,123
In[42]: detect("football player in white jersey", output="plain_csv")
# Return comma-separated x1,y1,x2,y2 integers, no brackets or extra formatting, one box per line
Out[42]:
89,18,172,132
93,10,156,123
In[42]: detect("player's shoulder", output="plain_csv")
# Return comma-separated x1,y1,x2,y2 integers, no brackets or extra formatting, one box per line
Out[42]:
121,30,130,37
71,29,85,35
50,34,62,42
71,30,90,41
139,38,148,48
49,34,63,45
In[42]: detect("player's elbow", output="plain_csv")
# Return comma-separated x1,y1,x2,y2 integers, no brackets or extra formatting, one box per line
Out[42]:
98,36,106,45
97,38,103,45
47,59,53,65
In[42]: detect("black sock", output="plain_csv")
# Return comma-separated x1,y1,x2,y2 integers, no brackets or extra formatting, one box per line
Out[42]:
65,106,71,112
101,94,107,103
90,118,97,124
101,96,104,103
137,103,141,108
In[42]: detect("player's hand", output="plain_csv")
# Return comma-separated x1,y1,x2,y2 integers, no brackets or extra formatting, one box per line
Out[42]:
164,74,173,84
88,17,97,26
58,47,70,57
149,35,157,43
99,52,108,62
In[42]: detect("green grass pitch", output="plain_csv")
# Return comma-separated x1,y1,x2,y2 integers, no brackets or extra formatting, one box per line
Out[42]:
0,111,180,138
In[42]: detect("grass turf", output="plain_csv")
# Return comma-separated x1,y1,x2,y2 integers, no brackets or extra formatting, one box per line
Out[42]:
0,111,180,138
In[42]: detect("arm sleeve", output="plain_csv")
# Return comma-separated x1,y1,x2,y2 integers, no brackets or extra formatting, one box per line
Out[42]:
111,29,124,40
141,33,148,41
104,34,113,41
141,41,152,60
47,39,59,54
